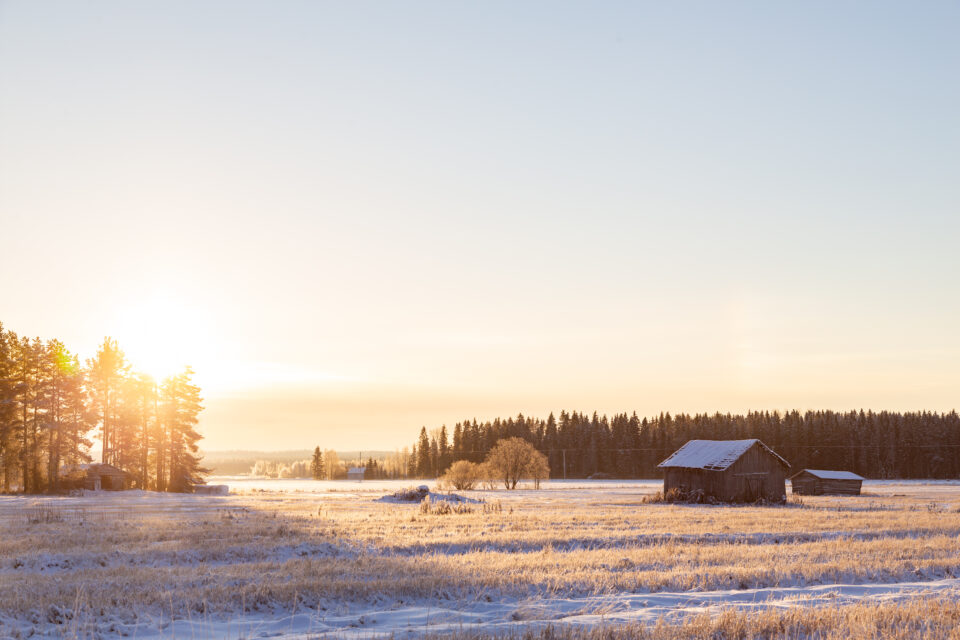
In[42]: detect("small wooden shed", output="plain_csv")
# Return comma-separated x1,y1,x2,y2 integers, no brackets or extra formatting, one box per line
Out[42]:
658,439,790,503
60,463,129,491
790,469,864,495
347,466,366,481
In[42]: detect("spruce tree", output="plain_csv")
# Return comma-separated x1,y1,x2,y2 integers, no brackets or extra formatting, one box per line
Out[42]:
310,446,324,479
416,427,431,477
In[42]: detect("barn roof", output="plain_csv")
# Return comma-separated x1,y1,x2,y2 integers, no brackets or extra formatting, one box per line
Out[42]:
793,469,864,481
61,464,96,473
59,463,127,476
348,466,366,473
657,439,789,471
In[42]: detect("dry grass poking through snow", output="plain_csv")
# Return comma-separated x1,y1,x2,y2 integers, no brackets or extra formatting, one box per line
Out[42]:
431,598,960,640
1,481,960,637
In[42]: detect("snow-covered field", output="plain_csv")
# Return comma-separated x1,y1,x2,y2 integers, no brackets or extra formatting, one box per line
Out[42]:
2,478,960,638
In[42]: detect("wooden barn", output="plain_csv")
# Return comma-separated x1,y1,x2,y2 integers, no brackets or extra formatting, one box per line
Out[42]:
347,466,366,481
59,463,129,491
790,469,864,495
658,439,790,503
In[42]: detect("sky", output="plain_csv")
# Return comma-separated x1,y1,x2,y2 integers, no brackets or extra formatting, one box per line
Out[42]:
1,1,958,451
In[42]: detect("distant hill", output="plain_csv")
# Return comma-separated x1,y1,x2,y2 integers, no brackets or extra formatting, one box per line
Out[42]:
200,449,396,475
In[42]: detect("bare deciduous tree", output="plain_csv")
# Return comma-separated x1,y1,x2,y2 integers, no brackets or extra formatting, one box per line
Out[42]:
484,437,548,490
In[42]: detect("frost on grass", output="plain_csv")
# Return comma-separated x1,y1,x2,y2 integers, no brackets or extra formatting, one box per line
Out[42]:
2,480,960,638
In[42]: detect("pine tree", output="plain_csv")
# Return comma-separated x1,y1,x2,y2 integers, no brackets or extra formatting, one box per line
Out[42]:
452,423,463,461
43,340,86,492
438,425,450,474
310,446,324,480
161,367,206,492
86,338,127,467
416,427,431,477
0,325,15,492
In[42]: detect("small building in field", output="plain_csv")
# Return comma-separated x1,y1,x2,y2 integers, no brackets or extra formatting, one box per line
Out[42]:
59,463,129,491
790,469,864,496
347,466,366,481
658,439,790,503
194,484,230,495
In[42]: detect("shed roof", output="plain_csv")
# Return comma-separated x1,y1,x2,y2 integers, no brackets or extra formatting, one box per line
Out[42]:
657,439,789,471
793,469,864,481
61,463,95,473
60,463,127,476
347,466,366,473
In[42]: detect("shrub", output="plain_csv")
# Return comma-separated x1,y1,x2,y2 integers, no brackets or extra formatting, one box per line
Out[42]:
443,460,481,490
419,497,474,515
642,488,710,504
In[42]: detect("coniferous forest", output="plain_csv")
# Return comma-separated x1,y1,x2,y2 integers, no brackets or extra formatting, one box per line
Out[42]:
409,409,960,480
0,321,205,494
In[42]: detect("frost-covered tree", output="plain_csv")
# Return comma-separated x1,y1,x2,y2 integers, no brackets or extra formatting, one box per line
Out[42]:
442,460,480,490
485,437,540,490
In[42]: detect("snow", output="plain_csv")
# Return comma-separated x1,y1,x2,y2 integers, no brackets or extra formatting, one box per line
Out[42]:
212,476,666,493
657,439,789,471
4,478,960,639
301,577,960,638
7,578,959,639
799,469,865,481
375,485,479,504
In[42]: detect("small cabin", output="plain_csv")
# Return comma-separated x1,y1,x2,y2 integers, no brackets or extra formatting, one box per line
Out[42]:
347,466,366,481
658,439,789,503
59,463,129,491
790,469,864,496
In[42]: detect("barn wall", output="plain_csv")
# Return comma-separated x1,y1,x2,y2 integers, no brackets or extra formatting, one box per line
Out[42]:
665,443,786,502
725,443,786,502
664,468,722,497
791,475,818,495
663,444,787,502
790,472,862,496
816,478,862,495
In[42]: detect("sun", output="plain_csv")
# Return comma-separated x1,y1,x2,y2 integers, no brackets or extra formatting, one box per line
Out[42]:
111,294,207,381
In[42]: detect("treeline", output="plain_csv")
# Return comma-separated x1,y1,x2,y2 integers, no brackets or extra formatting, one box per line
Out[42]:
303,447,406,480
252,449,406,480
0,321,205,493
409,410,960,479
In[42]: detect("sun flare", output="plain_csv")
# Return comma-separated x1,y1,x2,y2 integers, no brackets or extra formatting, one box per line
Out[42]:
111,294,208,381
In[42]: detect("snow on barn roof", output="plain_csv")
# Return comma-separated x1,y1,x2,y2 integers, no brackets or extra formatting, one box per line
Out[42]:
60,463,126,475
795,469,864,481
657,439,789,471
61,464,95,472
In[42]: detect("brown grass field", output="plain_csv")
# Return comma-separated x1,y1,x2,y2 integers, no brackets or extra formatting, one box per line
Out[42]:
2,480,960,638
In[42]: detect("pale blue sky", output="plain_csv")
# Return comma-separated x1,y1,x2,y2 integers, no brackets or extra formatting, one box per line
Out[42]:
1,2,957,449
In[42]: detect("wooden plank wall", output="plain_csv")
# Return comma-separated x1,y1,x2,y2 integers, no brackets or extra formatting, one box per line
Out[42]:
664,442,787,502
790,472,862,495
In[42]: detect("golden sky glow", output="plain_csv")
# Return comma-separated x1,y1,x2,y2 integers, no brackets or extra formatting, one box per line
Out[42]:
1,3,958,450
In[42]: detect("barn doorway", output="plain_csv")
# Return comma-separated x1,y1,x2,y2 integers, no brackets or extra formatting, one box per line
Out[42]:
737,472,768,501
